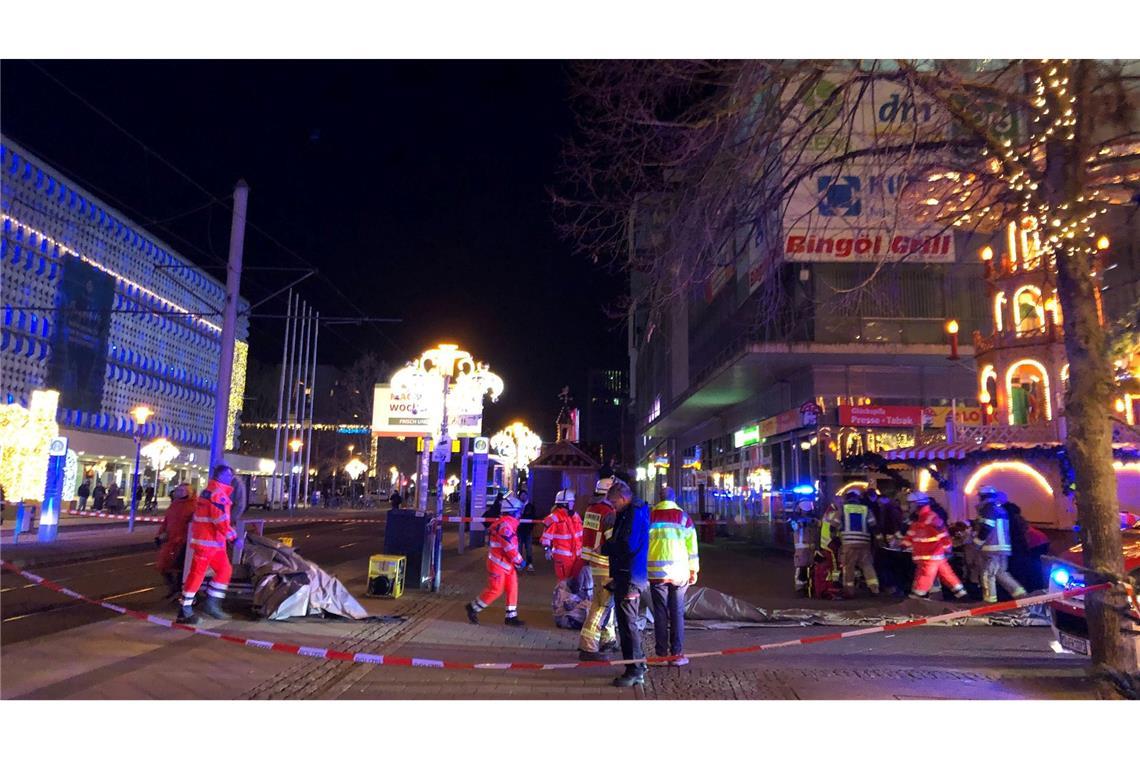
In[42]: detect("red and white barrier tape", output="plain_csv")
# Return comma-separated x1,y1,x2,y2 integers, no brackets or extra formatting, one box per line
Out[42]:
0,559,1113,671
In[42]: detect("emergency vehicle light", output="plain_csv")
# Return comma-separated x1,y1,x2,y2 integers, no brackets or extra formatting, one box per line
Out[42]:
1050,567,1070,587
792,485,815,495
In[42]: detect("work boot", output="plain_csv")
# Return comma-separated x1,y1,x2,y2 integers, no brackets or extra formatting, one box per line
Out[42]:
465,603,480,625
612,666,647,687
202,596,233,620
908,592,930,601
601,639,620,653
670,656,690,667
176,605,199,625
952,586,968,599
578,650,608,662
504,616,525,627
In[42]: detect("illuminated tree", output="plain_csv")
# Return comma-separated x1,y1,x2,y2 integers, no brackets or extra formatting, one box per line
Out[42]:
559,59,1139,689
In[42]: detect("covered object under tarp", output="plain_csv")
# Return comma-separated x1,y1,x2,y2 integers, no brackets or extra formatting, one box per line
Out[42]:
241,534,369,621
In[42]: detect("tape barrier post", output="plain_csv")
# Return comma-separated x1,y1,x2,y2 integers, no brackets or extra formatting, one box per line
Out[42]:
0,558,1116,672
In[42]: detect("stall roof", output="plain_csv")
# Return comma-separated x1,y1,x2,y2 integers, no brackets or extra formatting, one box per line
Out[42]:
530,441,600,470
884,441,1140,462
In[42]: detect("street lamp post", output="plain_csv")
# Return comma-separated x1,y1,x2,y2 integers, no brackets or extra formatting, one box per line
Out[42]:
490,421,543,491
288,438,303,511
128,405,153,533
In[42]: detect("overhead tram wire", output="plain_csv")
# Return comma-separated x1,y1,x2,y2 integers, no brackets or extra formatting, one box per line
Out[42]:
28,60,404,355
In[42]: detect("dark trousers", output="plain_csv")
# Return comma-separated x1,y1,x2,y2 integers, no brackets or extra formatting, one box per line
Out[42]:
519,530,534,565
650,582,687,656
612,578,645,670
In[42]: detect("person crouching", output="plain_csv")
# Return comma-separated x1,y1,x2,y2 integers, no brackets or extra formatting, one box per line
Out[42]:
466,493,527,626
155,483,196,598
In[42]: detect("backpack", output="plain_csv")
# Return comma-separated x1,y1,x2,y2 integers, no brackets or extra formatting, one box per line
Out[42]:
808,545,842,600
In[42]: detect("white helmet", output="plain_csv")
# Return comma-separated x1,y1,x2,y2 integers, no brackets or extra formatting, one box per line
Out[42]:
500,494,524,515
171,483,190,500
594,477,615,496
797,499,815,513
977,485,1006,504
906,492,931,505
555,489,575,506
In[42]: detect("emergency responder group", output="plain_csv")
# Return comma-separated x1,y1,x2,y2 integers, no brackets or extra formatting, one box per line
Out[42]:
465,476,699,687
791,484,1028,603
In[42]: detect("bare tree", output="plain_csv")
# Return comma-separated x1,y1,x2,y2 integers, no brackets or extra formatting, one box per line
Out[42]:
557,59,1139,687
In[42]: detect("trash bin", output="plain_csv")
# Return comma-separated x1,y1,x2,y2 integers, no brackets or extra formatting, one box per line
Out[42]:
13,502,37,543
384,510,433,589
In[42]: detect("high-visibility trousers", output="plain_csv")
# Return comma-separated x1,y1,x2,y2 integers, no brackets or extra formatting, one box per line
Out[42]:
578,567,617,652
981,553,1025,603
912,558,964,595
180,545,233,609
553,555,583,582
477,568,519,613
840,542,879,592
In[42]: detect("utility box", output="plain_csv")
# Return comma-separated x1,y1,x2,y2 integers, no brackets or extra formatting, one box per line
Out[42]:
384,509,433,589
367,554,406,598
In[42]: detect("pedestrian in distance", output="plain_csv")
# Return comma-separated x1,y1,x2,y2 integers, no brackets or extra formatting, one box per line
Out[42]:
577,477,620,660
178,464,239,624
601,479,650,687
973,486,1028,603
389,489,404,510
541,489,584,581
647,486,698,667
830,489,880,597
517,489,537,574
92,481,106,512
77,479,91,511
144,483,156,512
106,481,121,511
902,492,968,601
466,493,527,626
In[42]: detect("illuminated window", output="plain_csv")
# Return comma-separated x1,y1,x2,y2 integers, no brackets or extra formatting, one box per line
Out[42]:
1006,360,1052,424
1013,286,1045,334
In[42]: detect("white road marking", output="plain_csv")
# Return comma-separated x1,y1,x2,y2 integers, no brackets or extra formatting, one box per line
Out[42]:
338,542,358,549
2,585,160,622
103,586,159,601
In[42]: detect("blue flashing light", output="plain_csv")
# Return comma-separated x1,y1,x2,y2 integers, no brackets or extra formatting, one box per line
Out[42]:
1050,567,1071,587
792,485,815,496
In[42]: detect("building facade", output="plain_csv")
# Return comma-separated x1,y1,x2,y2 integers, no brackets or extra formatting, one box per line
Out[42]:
1,136,257,500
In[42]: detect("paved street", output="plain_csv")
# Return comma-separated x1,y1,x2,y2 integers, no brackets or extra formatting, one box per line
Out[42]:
0,522,1114,699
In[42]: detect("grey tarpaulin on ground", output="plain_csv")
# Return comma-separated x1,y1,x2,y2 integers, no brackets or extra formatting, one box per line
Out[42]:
242,534,369,621
552,564,594,630
677,586,1050,629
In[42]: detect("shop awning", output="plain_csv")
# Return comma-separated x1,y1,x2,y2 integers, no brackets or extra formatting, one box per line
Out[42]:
884,443,988,461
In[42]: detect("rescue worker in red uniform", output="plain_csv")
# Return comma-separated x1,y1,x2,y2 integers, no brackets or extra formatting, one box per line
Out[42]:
178,465,237,624
466,493,527,626
902,492,968,600
155,483,196,597
577,477,620,660
541,489,583,580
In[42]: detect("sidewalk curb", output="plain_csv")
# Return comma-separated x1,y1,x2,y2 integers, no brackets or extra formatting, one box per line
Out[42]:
1,540,156,570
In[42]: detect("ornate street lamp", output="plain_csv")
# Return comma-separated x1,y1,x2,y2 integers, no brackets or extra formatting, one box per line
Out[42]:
128,405,153,532
491,421,543,488
140,437,179,511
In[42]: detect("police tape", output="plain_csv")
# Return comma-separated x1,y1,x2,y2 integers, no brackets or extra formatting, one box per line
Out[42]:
65,510,727,528
0,558,1113,671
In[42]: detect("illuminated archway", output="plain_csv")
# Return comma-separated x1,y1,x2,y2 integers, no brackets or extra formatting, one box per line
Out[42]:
964,462,1053,497
1006,359,1052,424
1013,285,1045,333
993,292,1007,332
835,481,869,497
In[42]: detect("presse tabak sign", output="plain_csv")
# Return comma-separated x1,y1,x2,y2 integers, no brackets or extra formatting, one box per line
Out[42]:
839,405,923,428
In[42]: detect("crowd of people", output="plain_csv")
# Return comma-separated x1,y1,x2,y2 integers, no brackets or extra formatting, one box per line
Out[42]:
789,484,1050,602
464,476,698,688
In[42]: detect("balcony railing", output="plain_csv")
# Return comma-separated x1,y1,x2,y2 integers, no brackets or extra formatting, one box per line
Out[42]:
973,324,1061,355
949,418,1140,446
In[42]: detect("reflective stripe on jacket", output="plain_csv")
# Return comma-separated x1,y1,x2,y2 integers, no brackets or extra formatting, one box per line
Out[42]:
902,505,952,560
833,501,876,544
975,502,1012,554
486,515,523,573
580,499,616,568
789,516,820,550
541,507,583,559
647,501,699,584
188,486,234,548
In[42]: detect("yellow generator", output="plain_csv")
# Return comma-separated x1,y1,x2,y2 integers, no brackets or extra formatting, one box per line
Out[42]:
367,554,406,599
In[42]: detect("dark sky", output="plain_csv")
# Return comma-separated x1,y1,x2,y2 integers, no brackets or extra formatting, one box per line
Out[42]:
0,60,626,436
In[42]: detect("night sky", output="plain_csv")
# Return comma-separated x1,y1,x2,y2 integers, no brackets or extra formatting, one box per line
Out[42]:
0,60,627,436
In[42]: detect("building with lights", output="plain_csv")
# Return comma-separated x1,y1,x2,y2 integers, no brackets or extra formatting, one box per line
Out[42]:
881,218,1140,527
1,136,262,502
581,369,631,466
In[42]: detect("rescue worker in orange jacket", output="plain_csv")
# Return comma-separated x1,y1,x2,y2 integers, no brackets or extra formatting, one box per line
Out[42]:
155,483,196,597
902,492,968,600
466,493,527,626
541,489,584,581
178,464,237,624
577,477,620,660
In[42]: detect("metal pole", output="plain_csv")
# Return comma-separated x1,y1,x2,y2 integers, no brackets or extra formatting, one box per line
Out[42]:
128,433,142,533
287,303,307,511
296,303,311,507
272,291,294,507
418,438,431,512
210,180,249,469
303,312,319,505
458,436,470,554
432,375,452,592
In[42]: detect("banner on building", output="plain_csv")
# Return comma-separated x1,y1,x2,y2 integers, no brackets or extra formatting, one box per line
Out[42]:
45,258,115,412
924,405,983,428
372,384,484,438
839,405,923,428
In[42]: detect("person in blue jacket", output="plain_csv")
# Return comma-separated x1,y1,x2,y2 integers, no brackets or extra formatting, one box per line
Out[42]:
601,479,650,687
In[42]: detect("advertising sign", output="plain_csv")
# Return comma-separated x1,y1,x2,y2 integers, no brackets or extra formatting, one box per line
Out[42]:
46,258,115,412
757,408,803,440
924,405,983,428
839,405,923,427
372,384,485,438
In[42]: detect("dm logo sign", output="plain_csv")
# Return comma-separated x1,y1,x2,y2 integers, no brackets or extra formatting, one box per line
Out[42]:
817,176,861,217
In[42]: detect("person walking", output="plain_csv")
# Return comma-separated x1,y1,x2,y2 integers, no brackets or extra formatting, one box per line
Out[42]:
517,489,536,574
155,483,197,598
789,499,820,594
577,477,619,660
902,492,968,600
92,481,107,512
465,493,527,626
647,486,699,667
178,465,238,623
973,486,1027,603
830,489,880,597
77,479,91,511
541,489,583,581
144,483,157,512
601,480,650,687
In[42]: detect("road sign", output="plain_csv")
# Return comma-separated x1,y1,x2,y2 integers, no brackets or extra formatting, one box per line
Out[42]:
432,436,452,463
472,436,489,455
